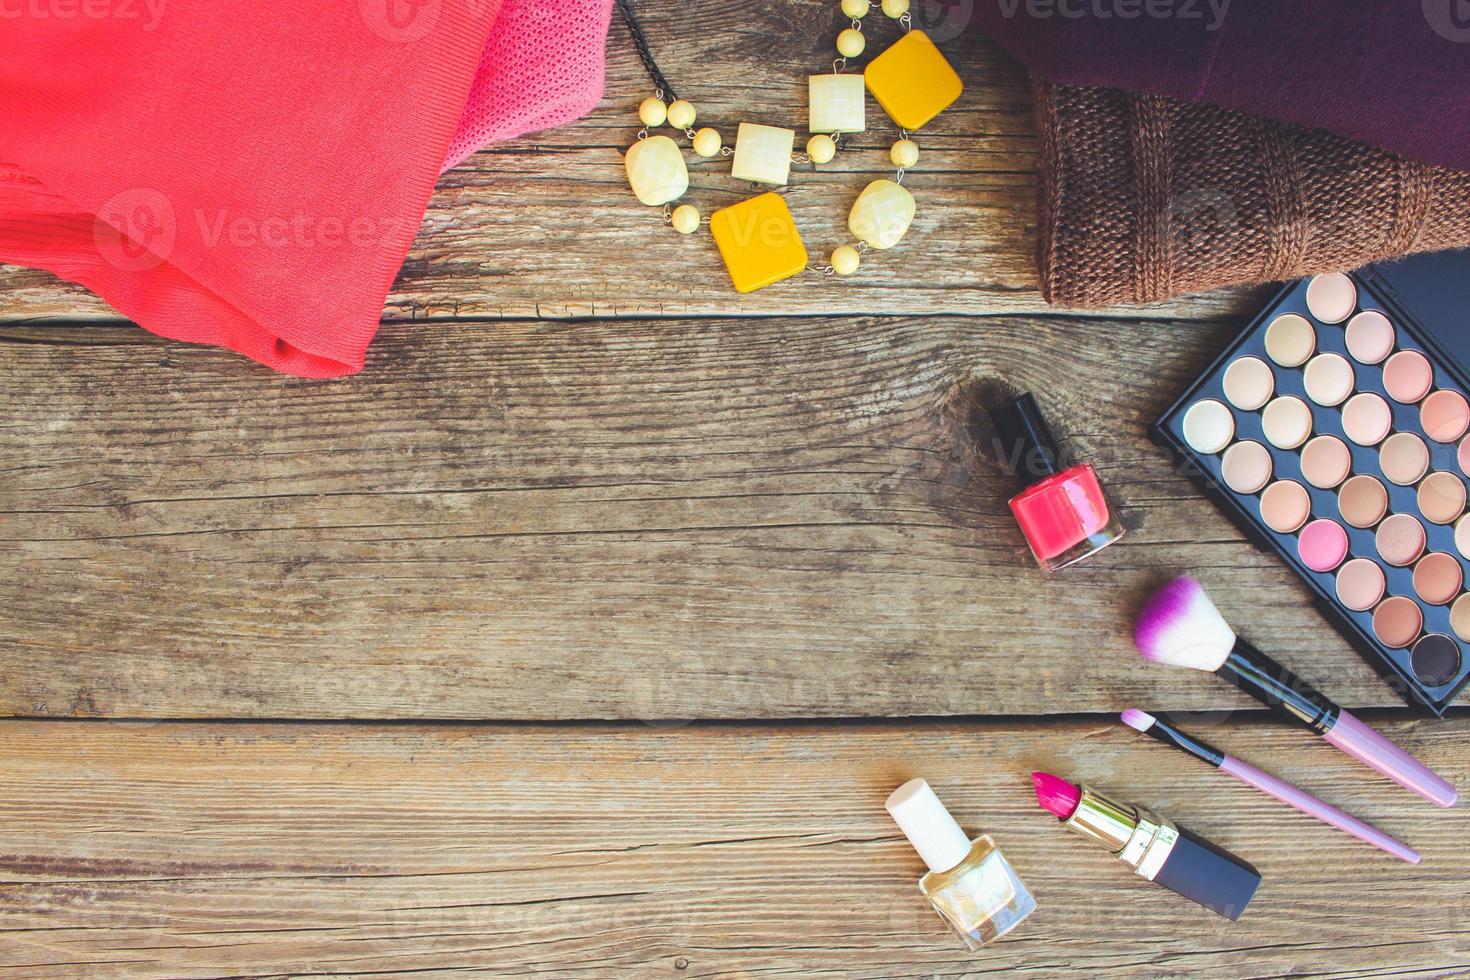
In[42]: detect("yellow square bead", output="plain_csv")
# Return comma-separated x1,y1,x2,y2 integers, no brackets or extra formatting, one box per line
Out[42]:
864,30,962,131
709,192,808,293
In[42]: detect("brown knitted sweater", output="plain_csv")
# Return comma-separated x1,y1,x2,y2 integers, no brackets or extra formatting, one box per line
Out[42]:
1035,82,1470,308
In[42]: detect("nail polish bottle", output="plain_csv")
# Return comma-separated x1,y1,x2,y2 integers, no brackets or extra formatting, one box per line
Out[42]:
886,779,1036,951
989,392,1126,571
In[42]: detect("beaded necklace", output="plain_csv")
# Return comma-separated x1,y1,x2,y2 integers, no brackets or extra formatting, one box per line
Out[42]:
616,0,962,293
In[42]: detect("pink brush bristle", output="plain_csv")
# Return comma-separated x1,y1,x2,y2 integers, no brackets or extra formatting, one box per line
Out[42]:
1134,577,1206,662
1031,771,1081,820
1120,708,1156,732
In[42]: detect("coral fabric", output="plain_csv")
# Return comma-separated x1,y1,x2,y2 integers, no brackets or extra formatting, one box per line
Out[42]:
0,0,612,377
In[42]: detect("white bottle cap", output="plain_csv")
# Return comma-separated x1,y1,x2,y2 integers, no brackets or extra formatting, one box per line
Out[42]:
885,778,972,874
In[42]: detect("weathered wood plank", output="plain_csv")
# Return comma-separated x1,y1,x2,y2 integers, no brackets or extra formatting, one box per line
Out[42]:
0,5,1248,323
5,306,1427,722
0,717,1463,978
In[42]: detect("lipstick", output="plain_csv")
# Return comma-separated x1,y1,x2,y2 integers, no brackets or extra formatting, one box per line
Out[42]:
1135,576,1458,808
1031,771,1261,920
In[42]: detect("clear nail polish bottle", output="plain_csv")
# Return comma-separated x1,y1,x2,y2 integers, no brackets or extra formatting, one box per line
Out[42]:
886,778,1036,951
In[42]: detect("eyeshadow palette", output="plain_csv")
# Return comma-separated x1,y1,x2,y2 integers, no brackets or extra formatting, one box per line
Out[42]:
1154,249,1470,715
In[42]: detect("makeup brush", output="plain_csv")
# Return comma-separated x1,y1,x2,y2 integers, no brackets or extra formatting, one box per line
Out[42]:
1121,708,1420,863
1135,576,1457,808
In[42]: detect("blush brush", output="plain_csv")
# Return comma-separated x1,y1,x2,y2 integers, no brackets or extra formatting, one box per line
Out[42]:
1135,576,1457,808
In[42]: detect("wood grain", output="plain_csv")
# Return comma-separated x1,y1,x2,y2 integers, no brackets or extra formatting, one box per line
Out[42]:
0,3,1247,324
5,306,1427,722
0,717,1464,979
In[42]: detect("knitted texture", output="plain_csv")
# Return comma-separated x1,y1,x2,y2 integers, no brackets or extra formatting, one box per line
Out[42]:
444,0,615,172
1036,82,1470,308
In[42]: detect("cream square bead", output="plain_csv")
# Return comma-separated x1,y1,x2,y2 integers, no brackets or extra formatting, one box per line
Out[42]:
848,178,915,250
624,135,688,206
808,74,865,134
730,123,795,186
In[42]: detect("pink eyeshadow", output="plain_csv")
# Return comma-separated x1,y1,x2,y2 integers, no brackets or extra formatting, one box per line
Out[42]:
1421,389,1470,443
1298,518,1349,572
1383,350,1434,403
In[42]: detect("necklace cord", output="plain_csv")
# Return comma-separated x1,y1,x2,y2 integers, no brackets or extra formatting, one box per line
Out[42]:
615,0,679,103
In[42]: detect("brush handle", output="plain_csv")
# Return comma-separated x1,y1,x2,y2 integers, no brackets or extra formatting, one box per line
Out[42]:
1323,710,1458,809
1219,642,1339,733
1220,755,1421,863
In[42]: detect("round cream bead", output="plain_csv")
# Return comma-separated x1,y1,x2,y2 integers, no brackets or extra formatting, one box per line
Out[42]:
638,97,667,128
891,138,919,168
671,204,701,235
806,134,837,164
836,28,866,57
881,0,909,16
831,245,860,276
841,0,870,16
666,99,697,129
693,127,722,158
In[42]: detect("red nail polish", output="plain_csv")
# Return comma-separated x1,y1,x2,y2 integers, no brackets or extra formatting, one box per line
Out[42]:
990,393,1127,571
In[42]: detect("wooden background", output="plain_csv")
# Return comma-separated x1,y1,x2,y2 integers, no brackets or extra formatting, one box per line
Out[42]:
0,2,1464,977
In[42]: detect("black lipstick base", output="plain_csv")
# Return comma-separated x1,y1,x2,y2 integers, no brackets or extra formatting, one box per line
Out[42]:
1152,827,1262,920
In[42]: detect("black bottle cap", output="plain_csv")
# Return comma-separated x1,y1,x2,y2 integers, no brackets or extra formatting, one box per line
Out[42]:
988,392,1064,486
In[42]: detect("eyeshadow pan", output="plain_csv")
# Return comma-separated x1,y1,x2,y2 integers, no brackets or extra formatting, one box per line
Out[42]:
1420,389,1470,443
1221,356,1275,411
1338,474,1389,528
1305,273,1357,323
1336,557,1386,612
1299,518,1348,572
1341,392,1393,446
1451,593,1470,642
1383,350,1434,403
1344,310,1395,364
1303,353,1355,407
1413,552,1463,605
1380,432,1430,486
1411,634,1461,687
1457,514,1470,560
1261,396,1313,450
1460,436,1470,478
1261,480,1311,533
1377,513,1426,566
1221,440,1272,494
1300,435,1351,489
1373,595,1423,649
1418,471,1466,525
1264,314,1316,367
1181,399,1235,454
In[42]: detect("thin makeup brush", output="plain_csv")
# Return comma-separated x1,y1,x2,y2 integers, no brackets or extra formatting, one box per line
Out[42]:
1121,708,1420,863
1135,577,1457,808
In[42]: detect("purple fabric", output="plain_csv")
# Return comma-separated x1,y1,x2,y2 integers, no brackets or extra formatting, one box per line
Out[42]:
972,0,1470,171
